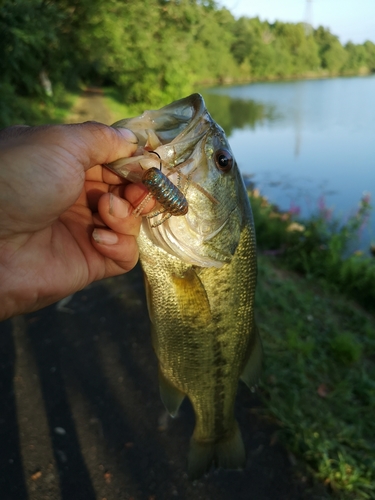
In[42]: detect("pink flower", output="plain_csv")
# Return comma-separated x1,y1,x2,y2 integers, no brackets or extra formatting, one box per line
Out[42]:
318,195,332,221
289,201,301,216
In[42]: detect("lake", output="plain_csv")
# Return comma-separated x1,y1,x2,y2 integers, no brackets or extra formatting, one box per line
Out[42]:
202,75,375,251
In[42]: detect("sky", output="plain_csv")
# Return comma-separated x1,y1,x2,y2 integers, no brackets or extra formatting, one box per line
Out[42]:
218,0,375,44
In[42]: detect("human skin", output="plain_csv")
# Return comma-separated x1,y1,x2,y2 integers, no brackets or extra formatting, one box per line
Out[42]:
0,122,155,321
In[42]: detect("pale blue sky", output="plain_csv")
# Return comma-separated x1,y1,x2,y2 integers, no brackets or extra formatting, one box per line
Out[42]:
219,0,375,44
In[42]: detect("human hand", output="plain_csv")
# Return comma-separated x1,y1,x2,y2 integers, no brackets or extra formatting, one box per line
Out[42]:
0,122,155,321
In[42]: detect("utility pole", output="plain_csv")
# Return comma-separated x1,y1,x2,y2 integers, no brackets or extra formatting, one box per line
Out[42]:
304,0,313,36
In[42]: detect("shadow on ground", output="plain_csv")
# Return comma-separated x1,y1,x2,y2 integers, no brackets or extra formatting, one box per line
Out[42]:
0,265,315,500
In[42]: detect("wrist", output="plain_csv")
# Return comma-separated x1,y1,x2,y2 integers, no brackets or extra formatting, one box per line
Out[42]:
0,240,41,321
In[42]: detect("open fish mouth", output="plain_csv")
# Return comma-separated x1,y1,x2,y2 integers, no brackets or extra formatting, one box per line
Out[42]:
107,94,221,185
108,94,241,266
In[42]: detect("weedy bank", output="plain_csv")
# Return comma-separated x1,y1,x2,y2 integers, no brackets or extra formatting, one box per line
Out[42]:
0,85,78,128
251,190,375,311
253,192,375,499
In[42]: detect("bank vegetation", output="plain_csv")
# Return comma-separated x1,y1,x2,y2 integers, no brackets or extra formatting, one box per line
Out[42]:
1,0,375,127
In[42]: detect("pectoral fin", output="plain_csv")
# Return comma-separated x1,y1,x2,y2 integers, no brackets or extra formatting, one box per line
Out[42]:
171,268,212,327
158,368,185,418
240,321,263,389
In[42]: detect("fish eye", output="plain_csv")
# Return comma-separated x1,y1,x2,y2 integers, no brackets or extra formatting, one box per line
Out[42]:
214,149,233,172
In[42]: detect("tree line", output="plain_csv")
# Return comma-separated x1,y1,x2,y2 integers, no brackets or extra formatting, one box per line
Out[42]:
1,0,375,126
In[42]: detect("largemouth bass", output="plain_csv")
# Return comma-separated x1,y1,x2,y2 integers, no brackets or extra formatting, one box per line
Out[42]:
109,94,262,479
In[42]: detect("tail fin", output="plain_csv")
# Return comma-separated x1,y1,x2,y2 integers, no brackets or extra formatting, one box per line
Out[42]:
187,422,246,480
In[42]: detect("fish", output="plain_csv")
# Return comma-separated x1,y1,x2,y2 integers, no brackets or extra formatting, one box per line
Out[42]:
108,93,262,479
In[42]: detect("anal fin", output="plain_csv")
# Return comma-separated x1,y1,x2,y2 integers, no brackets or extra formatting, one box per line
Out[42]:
158,368,185,418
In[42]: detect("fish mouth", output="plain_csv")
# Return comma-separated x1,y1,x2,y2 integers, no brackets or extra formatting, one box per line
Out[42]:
139,93,207,144
110,94,212,169
111,94,240,267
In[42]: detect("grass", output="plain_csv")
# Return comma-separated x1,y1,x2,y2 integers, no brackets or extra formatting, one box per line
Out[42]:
0,83,78,128
252,193,375,499
102,87,154,123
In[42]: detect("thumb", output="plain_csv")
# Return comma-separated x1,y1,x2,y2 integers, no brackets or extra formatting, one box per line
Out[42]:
59,121,139,171
0,121,139,172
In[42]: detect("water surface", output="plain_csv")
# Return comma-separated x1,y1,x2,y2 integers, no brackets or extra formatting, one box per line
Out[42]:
203,75,375,250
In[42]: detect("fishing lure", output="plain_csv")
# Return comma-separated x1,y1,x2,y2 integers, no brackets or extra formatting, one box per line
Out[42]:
105,151,189,227
133,152,189,227
105,150,218,227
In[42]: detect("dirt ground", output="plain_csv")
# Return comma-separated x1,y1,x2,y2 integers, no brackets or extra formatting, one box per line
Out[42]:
0,94,324,500
68,89,115,125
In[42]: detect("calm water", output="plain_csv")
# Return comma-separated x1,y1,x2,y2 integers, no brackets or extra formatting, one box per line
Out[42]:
203,75,375,250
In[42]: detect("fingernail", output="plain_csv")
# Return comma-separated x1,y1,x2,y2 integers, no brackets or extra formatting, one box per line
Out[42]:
116,127,138,144
109,193,131,218
92,228,118,245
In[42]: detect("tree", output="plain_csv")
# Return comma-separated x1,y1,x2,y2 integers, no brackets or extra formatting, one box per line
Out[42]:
363,41,375,70
0,0,66,95
314,26,348,73
343,42,370,73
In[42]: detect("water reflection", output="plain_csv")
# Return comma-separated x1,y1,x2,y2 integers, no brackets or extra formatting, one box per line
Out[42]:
202,92,279,136
202,76,375,250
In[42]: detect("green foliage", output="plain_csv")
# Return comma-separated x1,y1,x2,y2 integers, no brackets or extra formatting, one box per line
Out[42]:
343,42,370,73
330,332,363,365
273,22,320,74
363,41,375,70
256,255,375,498
0,82,77,127
251,190,375,312
1,0,375,127
0,0,62,95
314,26,348,73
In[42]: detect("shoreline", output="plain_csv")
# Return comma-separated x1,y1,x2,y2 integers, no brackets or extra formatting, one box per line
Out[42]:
197,68,375,89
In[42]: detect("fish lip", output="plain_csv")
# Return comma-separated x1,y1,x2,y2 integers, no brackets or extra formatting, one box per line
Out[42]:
109,94,212,174
154,94,211,164
173,94,207,136
159,93,206,129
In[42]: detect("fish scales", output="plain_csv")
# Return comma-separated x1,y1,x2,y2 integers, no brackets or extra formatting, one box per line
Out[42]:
109,94,262,479
140,194,256,433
